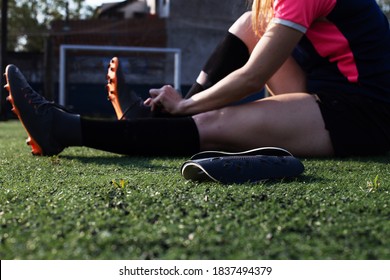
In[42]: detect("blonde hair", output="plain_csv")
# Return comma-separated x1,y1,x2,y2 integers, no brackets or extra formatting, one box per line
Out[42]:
251,0,274,36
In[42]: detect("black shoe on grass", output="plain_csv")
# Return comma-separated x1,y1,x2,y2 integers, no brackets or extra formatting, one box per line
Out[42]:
4,64,80,156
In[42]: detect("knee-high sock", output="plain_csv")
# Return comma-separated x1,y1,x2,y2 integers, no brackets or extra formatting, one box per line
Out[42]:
80,116,200,156
185,32,250,98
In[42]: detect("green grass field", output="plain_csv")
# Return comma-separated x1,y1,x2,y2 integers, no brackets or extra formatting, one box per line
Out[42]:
0,120,389,260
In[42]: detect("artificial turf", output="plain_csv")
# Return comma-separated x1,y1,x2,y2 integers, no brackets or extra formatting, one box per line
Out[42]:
0,120,389,259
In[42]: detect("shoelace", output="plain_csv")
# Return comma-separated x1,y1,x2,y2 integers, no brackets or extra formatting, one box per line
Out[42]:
22,86,69,113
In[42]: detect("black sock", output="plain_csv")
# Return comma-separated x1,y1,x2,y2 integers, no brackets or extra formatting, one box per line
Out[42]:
80,116,200,156
185,32,250,98
52,108,82,147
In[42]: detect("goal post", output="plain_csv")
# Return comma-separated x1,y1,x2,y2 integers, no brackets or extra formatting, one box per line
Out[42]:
59,44,182,106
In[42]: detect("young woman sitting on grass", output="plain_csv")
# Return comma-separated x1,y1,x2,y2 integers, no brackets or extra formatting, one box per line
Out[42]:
4,0,390,158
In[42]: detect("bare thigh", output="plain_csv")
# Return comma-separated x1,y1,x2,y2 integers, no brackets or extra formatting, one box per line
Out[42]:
193,93,334,157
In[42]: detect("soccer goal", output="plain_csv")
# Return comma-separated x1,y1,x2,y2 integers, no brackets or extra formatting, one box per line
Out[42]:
58,44,182,107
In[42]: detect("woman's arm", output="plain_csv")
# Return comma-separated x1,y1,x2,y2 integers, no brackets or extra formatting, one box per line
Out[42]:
149,23,304,115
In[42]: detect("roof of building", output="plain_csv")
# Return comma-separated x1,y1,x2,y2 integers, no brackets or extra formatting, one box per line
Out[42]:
50,16,167,52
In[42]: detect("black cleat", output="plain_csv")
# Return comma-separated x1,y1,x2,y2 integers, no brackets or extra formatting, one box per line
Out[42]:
106,57,152,120
4,64,78,156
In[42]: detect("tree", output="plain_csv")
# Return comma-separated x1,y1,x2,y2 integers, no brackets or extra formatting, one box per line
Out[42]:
1,0,94,52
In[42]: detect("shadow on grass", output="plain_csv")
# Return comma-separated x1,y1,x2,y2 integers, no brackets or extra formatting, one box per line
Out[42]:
342,156,390,164
60,154,184,171
257,174,329,187
306,155,390,164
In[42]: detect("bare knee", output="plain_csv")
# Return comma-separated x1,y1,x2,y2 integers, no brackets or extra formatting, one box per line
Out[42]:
193,109,230,150
193,109,227,135
231,11,252,27
229,12,258,53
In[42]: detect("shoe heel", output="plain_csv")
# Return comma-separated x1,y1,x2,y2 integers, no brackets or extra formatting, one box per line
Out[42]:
26,137,43,156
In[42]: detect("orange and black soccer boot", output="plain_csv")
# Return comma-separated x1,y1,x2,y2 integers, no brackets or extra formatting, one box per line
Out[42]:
4,64,81,156
106,57,152,120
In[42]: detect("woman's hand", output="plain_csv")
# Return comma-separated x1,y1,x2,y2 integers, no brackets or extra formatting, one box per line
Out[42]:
146,85,185,115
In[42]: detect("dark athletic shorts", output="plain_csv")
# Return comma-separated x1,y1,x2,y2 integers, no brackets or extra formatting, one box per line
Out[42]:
313,90,390,157
292,47,390,156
